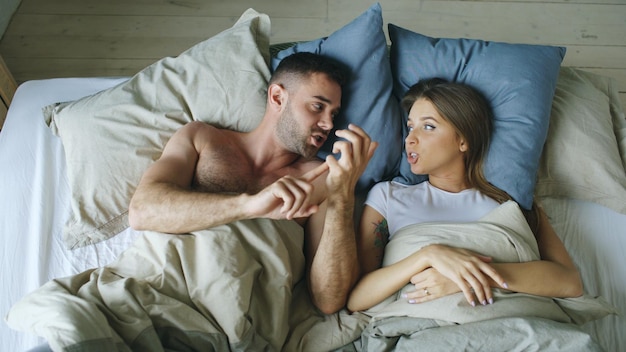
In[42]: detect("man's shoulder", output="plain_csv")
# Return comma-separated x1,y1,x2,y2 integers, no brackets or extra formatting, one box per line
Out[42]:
295,157,325,174
183,120,224,133
181,121,242,144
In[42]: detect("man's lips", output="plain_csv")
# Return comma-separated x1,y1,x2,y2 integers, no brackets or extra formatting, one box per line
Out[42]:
311,133,327,148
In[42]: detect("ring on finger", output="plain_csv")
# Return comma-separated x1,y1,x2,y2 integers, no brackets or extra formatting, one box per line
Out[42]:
424,287,430,296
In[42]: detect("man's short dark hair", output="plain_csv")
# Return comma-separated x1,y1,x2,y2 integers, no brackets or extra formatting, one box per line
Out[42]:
270,52,348,89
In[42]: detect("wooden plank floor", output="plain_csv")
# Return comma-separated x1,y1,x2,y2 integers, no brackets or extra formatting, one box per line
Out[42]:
1,0,625,108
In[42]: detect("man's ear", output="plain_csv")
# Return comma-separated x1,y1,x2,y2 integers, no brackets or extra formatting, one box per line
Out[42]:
268,83,287,111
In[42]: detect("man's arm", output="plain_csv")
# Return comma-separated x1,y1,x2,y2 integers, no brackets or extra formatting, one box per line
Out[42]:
128,122,253,233
129,121,326,233
304,124,377,314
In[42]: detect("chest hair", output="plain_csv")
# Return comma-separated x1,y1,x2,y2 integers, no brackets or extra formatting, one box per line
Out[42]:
192,147,285,195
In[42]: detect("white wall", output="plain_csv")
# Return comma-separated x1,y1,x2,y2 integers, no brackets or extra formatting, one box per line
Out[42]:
0,0,21,40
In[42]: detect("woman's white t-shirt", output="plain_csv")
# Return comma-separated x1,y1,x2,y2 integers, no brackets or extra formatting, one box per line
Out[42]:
365,181,500,239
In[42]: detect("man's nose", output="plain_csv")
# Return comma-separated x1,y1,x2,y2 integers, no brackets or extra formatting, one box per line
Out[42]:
319,113,334,131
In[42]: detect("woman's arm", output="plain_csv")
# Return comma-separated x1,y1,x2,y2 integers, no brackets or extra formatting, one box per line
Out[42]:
349,206,392,311
349,205,505,312
348,248,430,312
349,242,505,311
490,206,583,297
404,206,583,304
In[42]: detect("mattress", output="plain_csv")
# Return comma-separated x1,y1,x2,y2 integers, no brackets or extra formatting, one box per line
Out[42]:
0,77,141,351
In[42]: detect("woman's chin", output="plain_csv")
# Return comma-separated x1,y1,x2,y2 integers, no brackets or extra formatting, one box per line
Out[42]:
409,166,422,175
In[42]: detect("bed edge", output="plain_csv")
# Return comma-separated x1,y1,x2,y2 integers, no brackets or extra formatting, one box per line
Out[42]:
0,54,17,130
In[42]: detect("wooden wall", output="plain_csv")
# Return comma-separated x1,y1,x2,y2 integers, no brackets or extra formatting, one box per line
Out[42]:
0,0,21,39
0,0,625,108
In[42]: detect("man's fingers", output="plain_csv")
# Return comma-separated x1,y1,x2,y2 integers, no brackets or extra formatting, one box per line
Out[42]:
339,123,368,138
301,162,329,183
273,176,319,219
272,184,295,215
334,125,365,153
367,141,379,159
334,124,377,164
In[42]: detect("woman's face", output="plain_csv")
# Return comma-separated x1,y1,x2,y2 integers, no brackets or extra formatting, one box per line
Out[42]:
405,98,467,179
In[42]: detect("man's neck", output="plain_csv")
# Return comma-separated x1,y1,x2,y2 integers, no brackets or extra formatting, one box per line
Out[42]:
239,126,302,174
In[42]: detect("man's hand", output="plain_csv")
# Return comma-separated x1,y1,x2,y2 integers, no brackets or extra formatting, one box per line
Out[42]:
245,162,329,221
305,124,378,314
325,124,378,196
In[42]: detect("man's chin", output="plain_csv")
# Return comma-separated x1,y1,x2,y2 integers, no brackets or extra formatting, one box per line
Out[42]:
300,146,320,160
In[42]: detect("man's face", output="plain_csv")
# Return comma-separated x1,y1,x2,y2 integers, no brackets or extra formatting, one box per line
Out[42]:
276,73,341,158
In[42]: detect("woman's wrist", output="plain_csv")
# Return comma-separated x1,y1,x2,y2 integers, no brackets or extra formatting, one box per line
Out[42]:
411,244,439,272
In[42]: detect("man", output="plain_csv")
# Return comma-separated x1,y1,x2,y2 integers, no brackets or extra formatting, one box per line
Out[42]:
128,52,378,314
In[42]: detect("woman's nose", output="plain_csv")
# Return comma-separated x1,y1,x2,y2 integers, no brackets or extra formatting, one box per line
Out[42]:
405,132,416,145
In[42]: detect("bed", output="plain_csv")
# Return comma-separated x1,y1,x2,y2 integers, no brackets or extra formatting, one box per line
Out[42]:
1,3,625,352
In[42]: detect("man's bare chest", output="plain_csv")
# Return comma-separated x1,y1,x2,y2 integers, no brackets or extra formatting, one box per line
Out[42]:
192,151,284,194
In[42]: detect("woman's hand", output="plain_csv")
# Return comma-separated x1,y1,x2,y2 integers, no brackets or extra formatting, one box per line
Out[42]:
409,244,508,307
402,268,462,303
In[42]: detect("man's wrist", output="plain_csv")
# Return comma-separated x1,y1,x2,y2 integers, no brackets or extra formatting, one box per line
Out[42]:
326,191,354,213
238,193,257,220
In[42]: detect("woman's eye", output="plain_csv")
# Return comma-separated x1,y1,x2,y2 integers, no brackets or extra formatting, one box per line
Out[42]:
424,124,435,130
407,125,414,132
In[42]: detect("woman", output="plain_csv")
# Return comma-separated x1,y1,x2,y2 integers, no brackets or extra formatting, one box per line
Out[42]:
347,78,583,313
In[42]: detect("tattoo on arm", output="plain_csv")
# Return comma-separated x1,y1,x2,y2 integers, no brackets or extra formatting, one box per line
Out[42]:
373,218,389,248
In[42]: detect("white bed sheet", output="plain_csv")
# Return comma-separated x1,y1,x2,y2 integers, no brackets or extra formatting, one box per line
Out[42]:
0,78,141,352
540,197,626,352
0,78,624,352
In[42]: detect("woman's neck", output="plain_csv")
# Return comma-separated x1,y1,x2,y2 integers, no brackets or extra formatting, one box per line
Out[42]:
428,176,470,193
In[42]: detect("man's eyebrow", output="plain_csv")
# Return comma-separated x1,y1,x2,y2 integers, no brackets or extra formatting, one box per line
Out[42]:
313,95,332,104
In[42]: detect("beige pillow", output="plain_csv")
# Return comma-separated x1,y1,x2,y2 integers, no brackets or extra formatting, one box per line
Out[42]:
45,9,271,248
536,67,626,215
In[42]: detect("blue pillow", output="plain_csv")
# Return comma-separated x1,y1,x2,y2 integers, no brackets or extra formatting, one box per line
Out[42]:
388,24,566,210
271,3,403,194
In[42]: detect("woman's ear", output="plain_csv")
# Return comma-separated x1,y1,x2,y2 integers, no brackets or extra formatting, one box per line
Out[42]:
459,139,468,152
268,83,287,111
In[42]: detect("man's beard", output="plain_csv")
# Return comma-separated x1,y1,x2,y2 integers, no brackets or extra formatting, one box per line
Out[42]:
276,103,323,159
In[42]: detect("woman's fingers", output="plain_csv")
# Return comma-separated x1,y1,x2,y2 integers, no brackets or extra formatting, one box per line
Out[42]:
405,272,492,307
452,260,497,306
414,245,507,307
402,287,438,304
482,264,508,290
404,268,453,303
